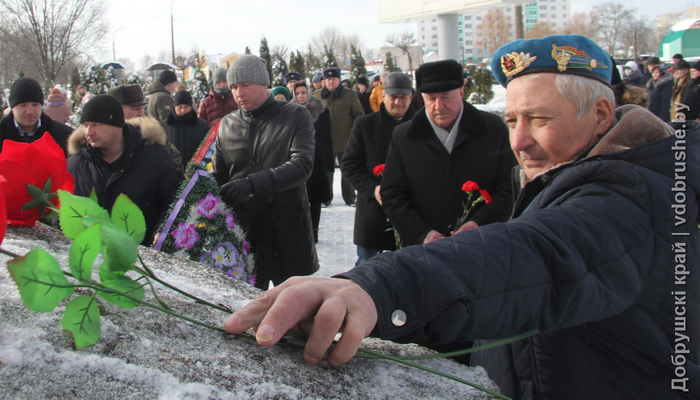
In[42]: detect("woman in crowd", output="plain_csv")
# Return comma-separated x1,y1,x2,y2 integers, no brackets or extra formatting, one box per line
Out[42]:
291,81,334,243
198,67,238,127
44,88,72,124
272,86,291,102
647,65,674,122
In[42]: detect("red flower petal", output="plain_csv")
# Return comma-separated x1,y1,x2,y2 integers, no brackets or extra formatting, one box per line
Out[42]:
479,189,492,204
462,181,479,192
0,160,41,226
0,176,7,245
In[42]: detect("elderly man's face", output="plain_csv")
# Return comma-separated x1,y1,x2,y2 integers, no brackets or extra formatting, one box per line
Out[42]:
691,69,700,80
325,77,340,91
231,82,269,111
505,74,612,180
674,68,689,80
122,105,144,120
383,93,412,119
422,88,464,130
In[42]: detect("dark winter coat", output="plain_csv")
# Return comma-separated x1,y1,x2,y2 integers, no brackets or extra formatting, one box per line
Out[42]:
355,87,373,115
67,117,183,245
343,106,700,399
341,103,415,250
147,81,173,121
380,101,517,246
0,111,73,155
197,88,238,127
647,72,674,122
315,85,365,153
292,95,334,203
211,94,318,281
680,76,700,120
161,110,209,166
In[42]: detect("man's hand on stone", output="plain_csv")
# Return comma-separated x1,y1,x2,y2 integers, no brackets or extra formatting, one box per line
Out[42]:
224,277,378,367
422,230,445,244
221,178,252,206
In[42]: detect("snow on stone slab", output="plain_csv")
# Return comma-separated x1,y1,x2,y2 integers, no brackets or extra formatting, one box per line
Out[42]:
0,223,500,399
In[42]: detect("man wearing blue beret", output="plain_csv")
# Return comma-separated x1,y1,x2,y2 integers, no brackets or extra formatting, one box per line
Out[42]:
224,35,699,399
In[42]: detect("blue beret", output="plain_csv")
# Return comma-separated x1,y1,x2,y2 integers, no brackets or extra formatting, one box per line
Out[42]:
312,72,323,82
283,71,301,84
323,67,341,79
491,34,613,88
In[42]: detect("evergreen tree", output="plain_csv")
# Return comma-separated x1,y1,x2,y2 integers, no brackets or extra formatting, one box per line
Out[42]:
82,62,106,94
104,66,119,89
245,46,252,55
259,37,273,87
126,71,143,86
303,45,322,76
323,45,338,68
272,55,288,87
289,50,306,79
189,70,209,105
350,45,367,85
464,66,494,105
384,52,401,73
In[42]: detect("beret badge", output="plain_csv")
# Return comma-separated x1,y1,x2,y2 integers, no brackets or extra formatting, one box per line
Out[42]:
551,43,606,72
501,52,537,77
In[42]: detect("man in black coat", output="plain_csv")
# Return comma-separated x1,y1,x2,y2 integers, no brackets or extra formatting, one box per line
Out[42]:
680,61,700,120
161,90,209,166
341,72,415,265
67,94,183,245
380,60,516,247
0,77,73,155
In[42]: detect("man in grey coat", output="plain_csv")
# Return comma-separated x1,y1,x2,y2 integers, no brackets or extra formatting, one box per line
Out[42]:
211,55,318,290
147,70,178,121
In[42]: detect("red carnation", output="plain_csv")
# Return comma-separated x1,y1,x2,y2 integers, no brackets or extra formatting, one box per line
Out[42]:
479,189,492,204
461,181,479,192
0,176,6,245
373,164,386,176
0,133,74,226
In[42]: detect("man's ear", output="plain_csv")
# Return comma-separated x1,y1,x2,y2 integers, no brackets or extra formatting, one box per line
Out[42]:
593,96,614,137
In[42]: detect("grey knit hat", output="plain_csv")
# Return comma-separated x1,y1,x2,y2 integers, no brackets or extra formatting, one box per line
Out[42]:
227,55,270,87
211,67,230,95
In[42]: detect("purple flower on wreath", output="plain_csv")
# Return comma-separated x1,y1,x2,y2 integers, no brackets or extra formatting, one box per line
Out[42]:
225,209,235,233
225,265,246,280
242,241,250,255
200,242,240,272
197,193,220,219
247,274,256,287
171,222,199,250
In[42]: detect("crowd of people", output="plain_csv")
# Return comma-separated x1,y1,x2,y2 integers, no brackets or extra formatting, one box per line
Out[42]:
0,34,697,399
619,53,700,123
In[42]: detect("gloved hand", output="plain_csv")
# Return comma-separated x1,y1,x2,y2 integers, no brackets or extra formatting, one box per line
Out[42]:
221,178,253,206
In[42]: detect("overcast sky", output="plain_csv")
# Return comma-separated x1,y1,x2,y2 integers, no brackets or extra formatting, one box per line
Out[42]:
103,0,689,69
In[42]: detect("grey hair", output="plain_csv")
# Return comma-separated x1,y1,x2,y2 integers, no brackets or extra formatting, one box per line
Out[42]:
519,73,615,119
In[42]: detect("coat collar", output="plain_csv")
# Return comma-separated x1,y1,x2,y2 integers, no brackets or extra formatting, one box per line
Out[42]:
405,100,485,144
378,102,415,127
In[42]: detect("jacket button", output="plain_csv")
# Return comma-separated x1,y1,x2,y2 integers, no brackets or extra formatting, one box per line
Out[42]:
391,310,406,327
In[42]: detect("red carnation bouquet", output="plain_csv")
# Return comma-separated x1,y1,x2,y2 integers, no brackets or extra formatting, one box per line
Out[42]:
373,164,385,177
454,181,491,232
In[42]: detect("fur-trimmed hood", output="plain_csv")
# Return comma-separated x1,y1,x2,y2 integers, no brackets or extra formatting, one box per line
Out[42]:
68,116,168,156
292,95,326,124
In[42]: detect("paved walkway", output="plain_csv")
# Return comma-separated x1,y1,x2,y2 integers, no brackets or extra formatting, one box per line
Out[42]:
312,172,359,278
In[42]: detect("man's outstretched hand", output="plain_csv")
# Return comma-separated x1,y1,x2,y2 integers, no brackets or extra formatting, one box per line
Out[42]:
224,276,378,367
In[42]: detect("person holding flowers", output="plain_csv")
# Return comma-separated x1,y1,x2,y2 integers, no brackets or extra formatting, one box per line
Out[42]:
224,35,699,399
341,72,416,265
380,59,516,247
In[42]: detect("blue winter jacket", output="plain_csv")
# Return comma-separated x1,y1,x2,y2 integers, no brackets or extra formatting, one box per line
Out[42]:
342,106,700,399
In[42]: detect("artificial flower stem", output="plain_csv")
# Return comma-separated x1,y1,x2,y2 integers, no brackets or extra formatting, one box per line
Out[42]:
0,247,20,258
389,330,539,360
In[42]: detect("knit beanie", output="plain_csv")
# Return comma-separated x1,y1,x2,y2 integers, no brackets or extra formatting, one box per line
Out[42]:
693,61,700,72
227,55,270,87
271,86,291,101
9,77,45,108
676,60,691,70
80,94,125,127
50,88,62,95
211,67,230,95
174,90,193,106
159,70,178,85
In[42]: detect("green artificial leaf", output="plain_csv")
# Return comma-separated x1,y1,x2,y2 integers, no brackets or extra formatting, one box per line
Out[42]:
58,190,110,239
98,276,144,309
100,220,138,273
61,295,101,349
68,223,102,283
111,194,146,245
7,248,74,312
98,262,123,282
89,188,98,204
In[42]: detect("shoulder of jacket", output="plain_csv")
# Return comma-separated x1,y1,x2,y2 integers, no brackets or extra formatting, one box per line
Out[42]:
68,125,86,155
127,117,167,146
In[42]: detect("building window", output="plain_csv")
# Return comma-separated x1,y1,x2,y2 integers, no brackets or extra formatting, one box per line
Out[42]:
466,49,472,54
465,24,472,28
476,16,481,20
507,16,512,20
465,32,472,36
422,35,425,39
551,14,556,18
421,27,425,31
465,15,472,20
431,19,436,22
506,7,512,11
466,40,473,45
551,22,557,27
432,34,437,38
459,29,463,33
432,26,437,30
459,21,463,25
563,5,566,9
460,37,464,41
564,22,568,26
563,13,566,18
540,5,547,10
